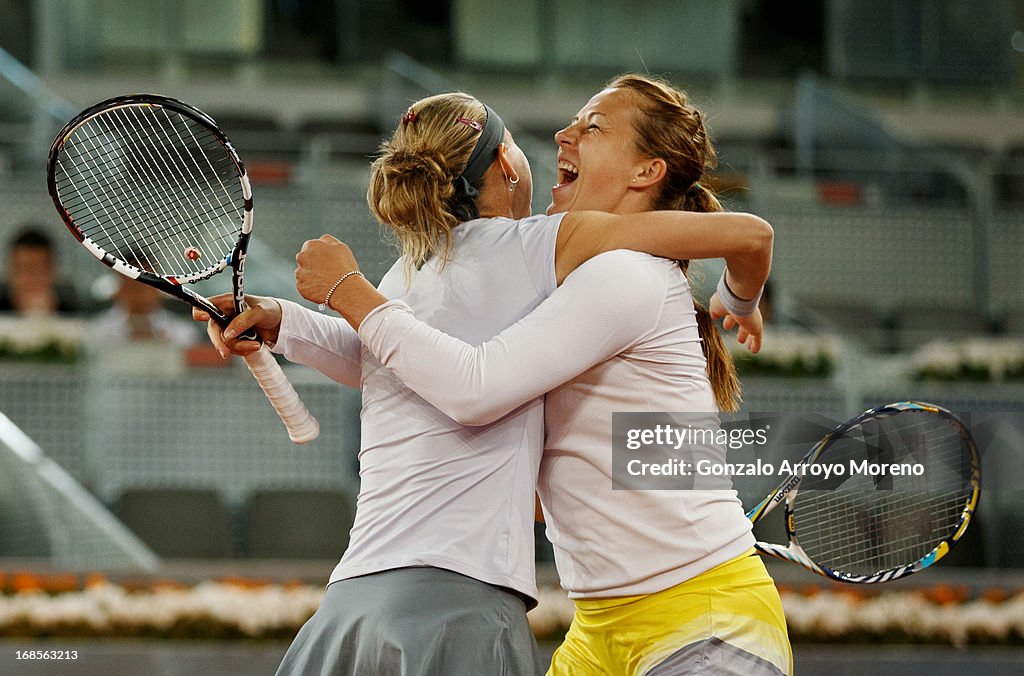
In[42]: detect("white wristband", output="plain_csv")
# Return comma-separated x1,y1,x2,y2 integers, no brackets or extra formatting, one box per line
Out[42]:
318,271,365,311
717,269,762,317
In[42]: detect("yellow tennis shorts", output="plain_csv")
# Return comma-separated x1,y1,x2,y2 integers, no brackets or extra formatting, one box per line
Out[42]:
547,549,792,675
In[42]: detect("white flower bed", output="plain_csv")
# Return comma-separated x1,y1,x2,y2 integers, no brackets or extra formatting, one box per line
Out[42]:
0,316,83,363
912,338,1024,382
0,581,323,638
730,329,841,378
3,582,1024,645
781,589,1024,646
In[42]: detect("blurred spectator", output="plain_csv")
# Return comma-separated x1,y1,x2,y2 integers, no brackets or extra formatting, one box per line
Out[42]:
0,227,80,316
760,279,775,325
87,276,198,347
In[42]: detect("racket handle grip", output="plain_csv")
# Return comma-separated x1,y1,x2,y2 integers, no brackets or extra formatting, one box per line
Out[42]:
242,345,320,444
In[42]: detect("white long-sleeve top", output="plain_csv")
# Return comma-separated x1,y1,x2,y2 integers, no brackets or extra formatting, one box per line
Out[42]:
359,250,755,598
272,213,565,603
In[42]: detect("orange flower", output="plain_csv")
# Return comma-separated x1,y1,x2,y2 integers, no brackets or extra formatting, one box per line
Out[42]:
836,588,866,603
981,588,1008,603
801,584,821,598
218,576,271,590
11,572,43,593
924,584,968,605
85,572,108,588
41,573,79,594
149,579,188,592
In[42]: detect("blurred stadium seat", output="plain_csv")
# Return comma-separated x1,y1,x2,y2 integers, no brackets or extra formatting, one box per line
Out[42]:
995,143,1024,205
887,304,995,354
297,115,382,161
203,110,301,162
245,488,355,559
116,488,235,559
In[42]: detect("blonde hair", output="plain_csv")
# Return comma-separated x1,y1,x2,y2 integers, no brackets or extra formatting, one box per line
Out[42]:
608,73,742,412
367,93,487,281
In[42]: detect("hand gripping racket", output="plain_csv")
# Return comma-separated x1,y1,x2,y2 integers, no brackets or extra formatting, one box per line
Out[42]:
47,94,319,444
746,401,979,583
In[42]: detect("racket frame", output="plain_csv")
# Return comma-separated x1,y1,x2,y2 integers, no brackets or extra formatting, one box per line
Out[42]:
47,94,319,444
47,94,253,332
746,401,981,583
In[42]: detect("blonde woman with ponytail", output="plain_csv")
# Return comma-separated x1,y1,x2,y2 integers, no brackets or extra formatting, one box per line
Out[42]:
203,85,776,675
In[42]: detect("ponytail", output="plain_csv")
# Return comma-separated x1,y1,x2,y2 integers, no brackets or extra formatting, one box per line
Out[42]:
680,183,742,413
694,295,743,412
366,93,487,283
368,148,459,280
681,182,722,215
608,72,742,412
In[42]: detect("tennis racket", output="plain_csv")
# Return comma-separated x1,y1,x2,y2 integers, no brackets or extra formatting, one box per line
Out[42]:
47,94,320,444
746,401,979,583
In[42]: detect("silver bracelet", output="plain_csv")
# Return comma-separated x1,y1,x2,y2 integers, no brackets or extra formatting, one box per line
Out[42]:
318,271,365,311
716,269,762,317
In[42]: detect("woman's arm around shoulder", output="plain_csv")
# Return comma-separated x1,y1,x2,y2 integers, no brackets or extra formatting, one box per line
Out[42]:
358,250,669,425
555,209,772,300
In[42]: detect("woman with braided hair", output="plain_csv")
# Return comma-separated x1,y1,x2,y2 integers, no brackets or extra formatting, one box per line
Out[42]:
201,83,777,674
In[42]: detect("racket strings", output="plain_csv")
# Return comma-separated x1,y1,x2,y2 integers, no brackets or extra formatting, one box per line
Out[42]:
797,448,969,573
56,119,236,279
53,104,243,280
58,131,202,276
57,130,160,268
103,107,229,266
791,411,975,577
798,464,969,573
156,107,240,209
58,117,187,263
113,107,234,272
59,113,223,222
800,492,965,572
104,106,237,274
135,107,239,261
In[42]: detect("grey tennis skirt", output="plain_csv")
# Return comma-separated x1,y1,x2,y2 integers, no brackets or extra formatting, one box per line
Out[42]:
275,567,543,676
